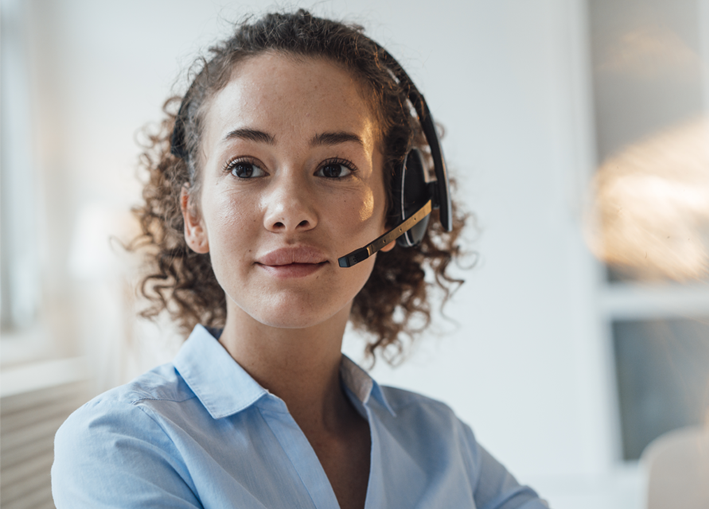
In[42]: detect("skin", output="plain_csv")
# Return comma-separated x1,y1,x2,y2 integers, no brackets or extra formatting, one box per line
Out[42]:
181,52,394,509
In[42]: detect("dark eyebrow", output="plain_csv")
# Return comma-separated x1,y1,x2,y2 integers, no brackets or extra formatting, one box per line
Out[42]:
310,131,364,147
223,128,275,144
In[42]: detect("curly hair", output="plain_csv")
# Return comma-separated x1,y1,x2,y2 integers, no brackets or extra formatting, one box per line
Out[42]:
131,10,468,365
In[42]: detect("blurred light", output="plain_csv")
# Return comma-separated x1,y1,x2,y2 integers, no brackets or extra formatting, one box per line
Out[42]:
68,203,139,280
588,117,709,281
598,24,701,78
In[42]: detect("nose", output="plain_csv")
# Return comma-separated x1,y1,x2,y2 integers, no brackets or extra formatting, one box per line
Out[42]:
263,173,318,233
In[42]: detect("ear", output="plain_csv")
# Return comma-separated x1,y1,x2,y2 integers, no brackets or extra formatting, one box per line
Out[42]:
181,185,209,254
380,240,396,253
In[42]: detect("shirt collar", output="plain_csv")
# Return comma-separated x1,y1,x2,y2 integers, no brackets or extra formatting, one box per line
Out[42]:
173,325,268,419
174,325,396,419
340,355,396,417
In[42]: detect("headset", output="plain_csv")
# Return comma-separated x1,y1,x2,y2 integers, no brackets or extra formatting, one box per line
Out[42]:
171,48,452,268
336,49,452,267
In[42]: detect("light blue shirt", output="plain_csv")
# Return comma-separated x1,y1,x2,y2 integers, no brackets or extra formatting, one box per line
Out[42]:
52,325,547,508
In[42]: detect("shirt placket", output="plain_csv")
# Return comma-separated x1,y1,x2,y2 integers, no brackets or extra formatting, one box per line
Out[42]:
257,397,341,509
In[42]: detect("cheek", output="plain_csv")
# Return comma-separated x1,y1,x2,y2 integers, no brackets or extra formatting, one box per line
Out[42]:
357,189,376,222
202,188,259,252
328,187,382,240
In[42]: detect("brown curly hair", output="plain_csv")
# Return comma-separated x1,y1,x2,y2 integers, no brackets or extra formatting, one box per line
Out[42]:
131,10,468,365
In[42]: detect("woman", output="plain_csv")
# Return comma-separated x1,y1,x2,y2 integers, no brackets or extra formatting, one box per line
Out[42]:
52,10,547,509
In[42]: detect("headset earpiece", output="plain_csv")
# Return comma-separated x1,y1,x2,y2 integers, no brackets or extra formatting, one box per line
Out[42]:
396,149,431,247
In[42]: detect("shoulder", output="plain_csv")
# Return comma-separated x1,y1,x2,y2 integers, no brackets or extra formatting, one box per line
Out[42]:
377,386,548,508
55,362,195,462
376,385,480,465
52,363,202,508
56,362,198,447
93,362,195,408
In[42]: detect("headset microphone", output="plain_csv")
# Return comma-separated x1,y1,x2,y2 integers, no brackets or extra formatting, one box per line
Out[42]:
337,53,452,268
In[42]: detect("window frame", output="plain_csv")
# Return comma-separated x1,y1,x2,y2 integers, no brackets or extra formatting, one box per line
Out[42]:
1,0,51,366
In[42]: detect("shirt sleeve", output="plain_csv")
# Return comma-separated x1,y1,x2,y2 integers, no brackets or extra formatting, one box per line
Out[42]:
463,424,550,509
52,397,202,509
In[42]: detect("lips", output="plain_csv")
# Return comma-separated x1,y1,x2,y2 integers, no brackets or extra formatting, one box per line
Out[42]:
256,246,328,278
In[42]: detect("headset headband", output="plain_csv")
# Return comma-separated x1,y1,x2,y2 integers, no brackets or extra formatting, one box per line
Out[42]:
375,47,452,232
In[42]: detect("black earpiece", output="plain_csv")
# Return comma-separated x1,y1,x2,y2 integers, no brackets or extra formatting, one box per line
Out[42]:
396,149,431,248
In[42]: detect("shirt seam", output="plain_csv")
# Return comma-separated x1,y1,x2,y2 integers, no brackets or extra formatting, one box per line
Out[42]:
460,424,479,491
133,402,203,503
127,393,198,405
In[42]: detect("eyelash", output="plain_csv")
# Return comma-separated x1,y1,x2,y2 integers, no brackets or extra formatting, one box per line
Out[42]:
316,158,358,179
222,156,358,179
222,157,265,178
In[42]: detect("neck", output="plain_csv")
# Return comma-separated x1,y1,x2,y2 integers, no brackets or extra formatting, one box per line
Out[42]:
218,302,354,434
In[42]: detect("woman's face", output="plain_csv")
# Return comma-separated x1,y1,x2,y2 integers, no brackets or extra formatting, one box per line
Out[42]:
183,52,392,330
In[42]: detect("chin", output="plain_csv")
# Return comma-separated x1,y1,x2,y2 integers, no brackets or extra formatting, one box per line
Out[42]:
231,291,352,331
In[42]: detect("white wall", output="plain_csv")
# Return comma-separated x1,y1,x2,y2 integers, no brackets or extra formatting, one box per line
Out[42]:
17,0,628,504
342,0,613,481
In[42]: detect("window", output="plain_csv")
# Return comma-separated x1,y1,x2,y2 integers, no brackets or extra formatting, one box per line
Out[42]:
588,0,709,461
1,0,42,337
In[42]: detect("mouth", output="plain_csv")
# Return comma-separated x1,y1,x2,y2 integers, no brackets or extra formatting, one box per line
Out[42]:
256,246,329,278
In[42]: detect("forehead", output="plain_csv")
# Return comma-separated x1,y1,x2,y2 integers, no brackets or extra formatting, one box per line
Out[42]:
201,53,380,154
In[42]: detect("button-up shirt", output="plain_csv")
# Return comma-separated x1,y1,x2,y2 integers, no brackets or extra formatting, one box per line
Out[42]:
52,325,547,508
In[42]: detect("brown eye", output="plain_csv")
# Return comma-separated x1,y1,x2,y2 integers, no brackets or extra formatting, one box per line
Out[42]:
316,163,352,179
227,161,266,178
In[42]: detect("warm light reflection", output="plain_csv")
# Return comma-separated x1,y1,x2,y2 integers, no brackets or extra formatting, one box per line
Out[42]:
588,117,709,281
598,25,701,78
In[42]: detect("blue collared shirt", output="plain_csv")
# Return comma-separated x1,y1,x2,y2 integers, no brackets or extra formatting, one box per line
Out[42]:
52,325,547,508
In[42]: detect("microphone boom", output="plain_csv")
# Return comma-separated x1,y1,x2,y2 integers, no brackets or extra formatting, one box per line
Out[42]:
338,200,432,268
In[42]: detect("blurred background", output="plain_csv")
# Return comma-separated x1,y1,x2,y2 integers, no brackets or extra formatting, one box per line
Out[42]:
1,0,708,507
